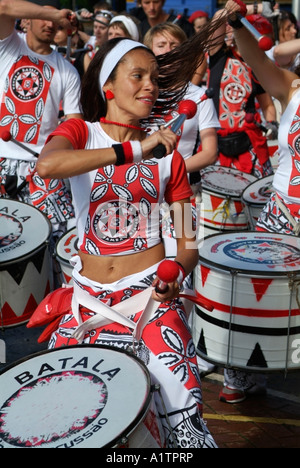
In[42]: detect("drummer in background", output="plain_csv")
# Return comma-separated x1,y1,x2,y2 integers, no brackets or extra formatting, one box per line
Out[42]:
0,0,82,244
53,17,92,78
207,6,278,179
32,31,224,446
214,0,300,405
188,10,210,34
107,14,141,41
225,0,300,237
83,10,114,58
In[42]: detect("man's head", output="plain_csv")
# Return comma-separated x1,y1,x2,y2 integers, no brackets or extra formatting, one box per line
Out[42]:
140,0,165,21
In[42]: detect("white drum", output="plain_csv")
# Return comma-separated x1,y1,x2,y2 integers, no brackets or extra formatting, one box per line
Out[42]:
0,345,165,448
193,232,300,372
55,227,78,285
242,175,274,230
0,199,52,327
200,166,257,230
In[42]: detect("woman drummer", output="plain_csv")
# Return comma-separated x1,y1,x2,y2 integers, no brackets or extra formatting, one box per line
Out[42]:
33,36,221,447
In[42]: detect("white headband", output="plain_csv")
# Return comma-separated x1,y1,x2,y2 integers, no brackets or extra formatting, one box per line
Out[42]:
109,15,139,41
99,39,147,99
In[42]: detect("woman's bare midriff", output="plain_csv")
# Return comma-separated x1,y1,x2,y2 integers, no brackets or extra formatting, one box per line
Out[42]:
78,242,166,283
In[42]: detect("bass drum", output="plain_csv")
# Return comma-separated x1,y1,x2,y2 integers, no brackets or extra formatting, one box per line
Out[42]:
0,199,52,327
0,345,165,448
192,231,300,373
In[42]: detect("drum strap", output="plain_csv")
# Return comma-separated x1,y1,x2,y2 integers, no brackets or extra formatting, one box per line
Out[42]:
275,193,300,236
71,283,157,344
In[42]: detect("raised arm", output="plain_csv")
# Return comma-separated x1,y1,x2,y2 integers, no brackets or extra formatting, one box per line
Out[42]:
224,0,299,111
0,0,73,40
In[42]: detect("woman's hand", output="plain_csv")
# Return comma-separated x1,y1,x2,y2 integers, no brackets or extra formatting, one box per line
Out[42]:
151,277,181,302
141,126,178,159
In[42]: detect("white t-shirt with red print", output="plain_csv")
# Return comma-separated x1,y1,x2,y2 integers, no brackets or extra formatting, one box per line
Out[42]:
0,29,81,162
48,119,193,256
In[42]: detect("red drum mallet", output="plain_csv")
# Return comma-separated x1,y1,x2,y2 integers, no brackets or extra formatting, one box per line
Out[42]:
1,131,39,157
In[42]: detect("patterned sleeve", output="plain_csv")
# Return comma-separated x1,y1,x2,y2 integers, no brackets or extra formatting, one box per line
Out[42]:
46,118,89,149
164,150,193,204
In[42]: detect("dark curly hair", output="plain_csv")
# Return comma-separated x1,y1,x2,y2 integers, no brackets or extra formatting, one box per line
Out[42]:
80,17,225,124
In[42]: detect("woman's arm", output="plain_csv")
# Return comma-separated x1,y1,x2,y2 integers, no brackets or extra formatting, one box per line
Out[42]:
152,197,198,302
184,127,218,173
224,0,298,110
37,127,179,179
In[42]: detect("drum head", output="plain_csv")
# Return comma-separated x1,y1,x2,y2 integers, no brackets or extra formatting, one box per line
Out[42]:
200,166,257,197
0,345,151,448
242,175,273,206
55,227,78,265
0,199,51,266
199,231,300,275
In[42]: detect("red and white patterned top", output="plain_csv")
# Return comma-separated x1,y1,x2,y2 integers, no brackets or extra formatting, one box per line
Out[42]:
48,119,193,256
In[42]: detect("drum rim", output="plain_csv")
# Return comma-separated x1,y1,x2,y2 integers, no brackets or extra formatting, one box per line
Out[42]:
0,344,153,449
200,165,257,196
198,230,300,277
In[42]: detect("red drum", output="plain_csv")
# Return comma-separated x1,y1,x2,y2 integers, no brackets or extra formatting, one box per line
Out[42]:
193,232,300,372
55,227,78,285
200,166,257,231
0,345,165,448
0,199,51,327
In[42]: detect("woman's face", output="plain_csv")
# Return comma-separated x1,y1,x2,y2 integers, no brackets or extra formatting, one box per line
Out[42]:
93,17,110,46
280,19,298,42
151,31,181,56
107,48,159,120
108,25,128,40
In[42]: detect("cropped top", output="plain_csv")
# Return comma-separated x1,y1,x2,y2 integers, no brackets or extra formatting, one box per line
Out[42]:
48,119,193,256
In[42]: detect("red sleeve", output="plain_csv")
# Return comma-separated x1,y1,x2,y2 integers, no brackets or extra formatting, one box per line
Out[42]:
46,118,89,149
164,150,193,204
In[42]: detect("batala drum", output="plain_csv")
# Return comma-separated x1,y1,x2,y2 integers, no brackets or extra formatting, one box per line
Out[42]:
242,175,274,230
0,199,52,327
55,227,78,285
200,166,257,231
0,345,164,448
193,231,300,373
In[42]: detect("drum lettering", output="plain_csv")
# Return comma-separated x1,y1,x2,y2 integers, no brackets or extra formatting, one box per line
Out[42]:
37,362,55,376
0,206,31,223
92,359,104,371
71,357,89,369
58,357,74,368
0,240,25,253
101,368,121,381
14,370,33,384
292,339,300,364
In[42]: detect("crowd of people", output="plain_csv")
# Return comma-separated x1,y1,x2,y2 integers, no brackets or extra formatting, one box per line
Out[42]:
1,0,299,448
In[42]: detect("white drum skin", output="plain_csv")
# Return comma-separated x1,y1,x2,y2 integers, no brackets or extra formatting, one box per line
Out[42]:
200,166,257,231
0,345,164,448
0,199,52,327
193,232,300,372
242,175,274,230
